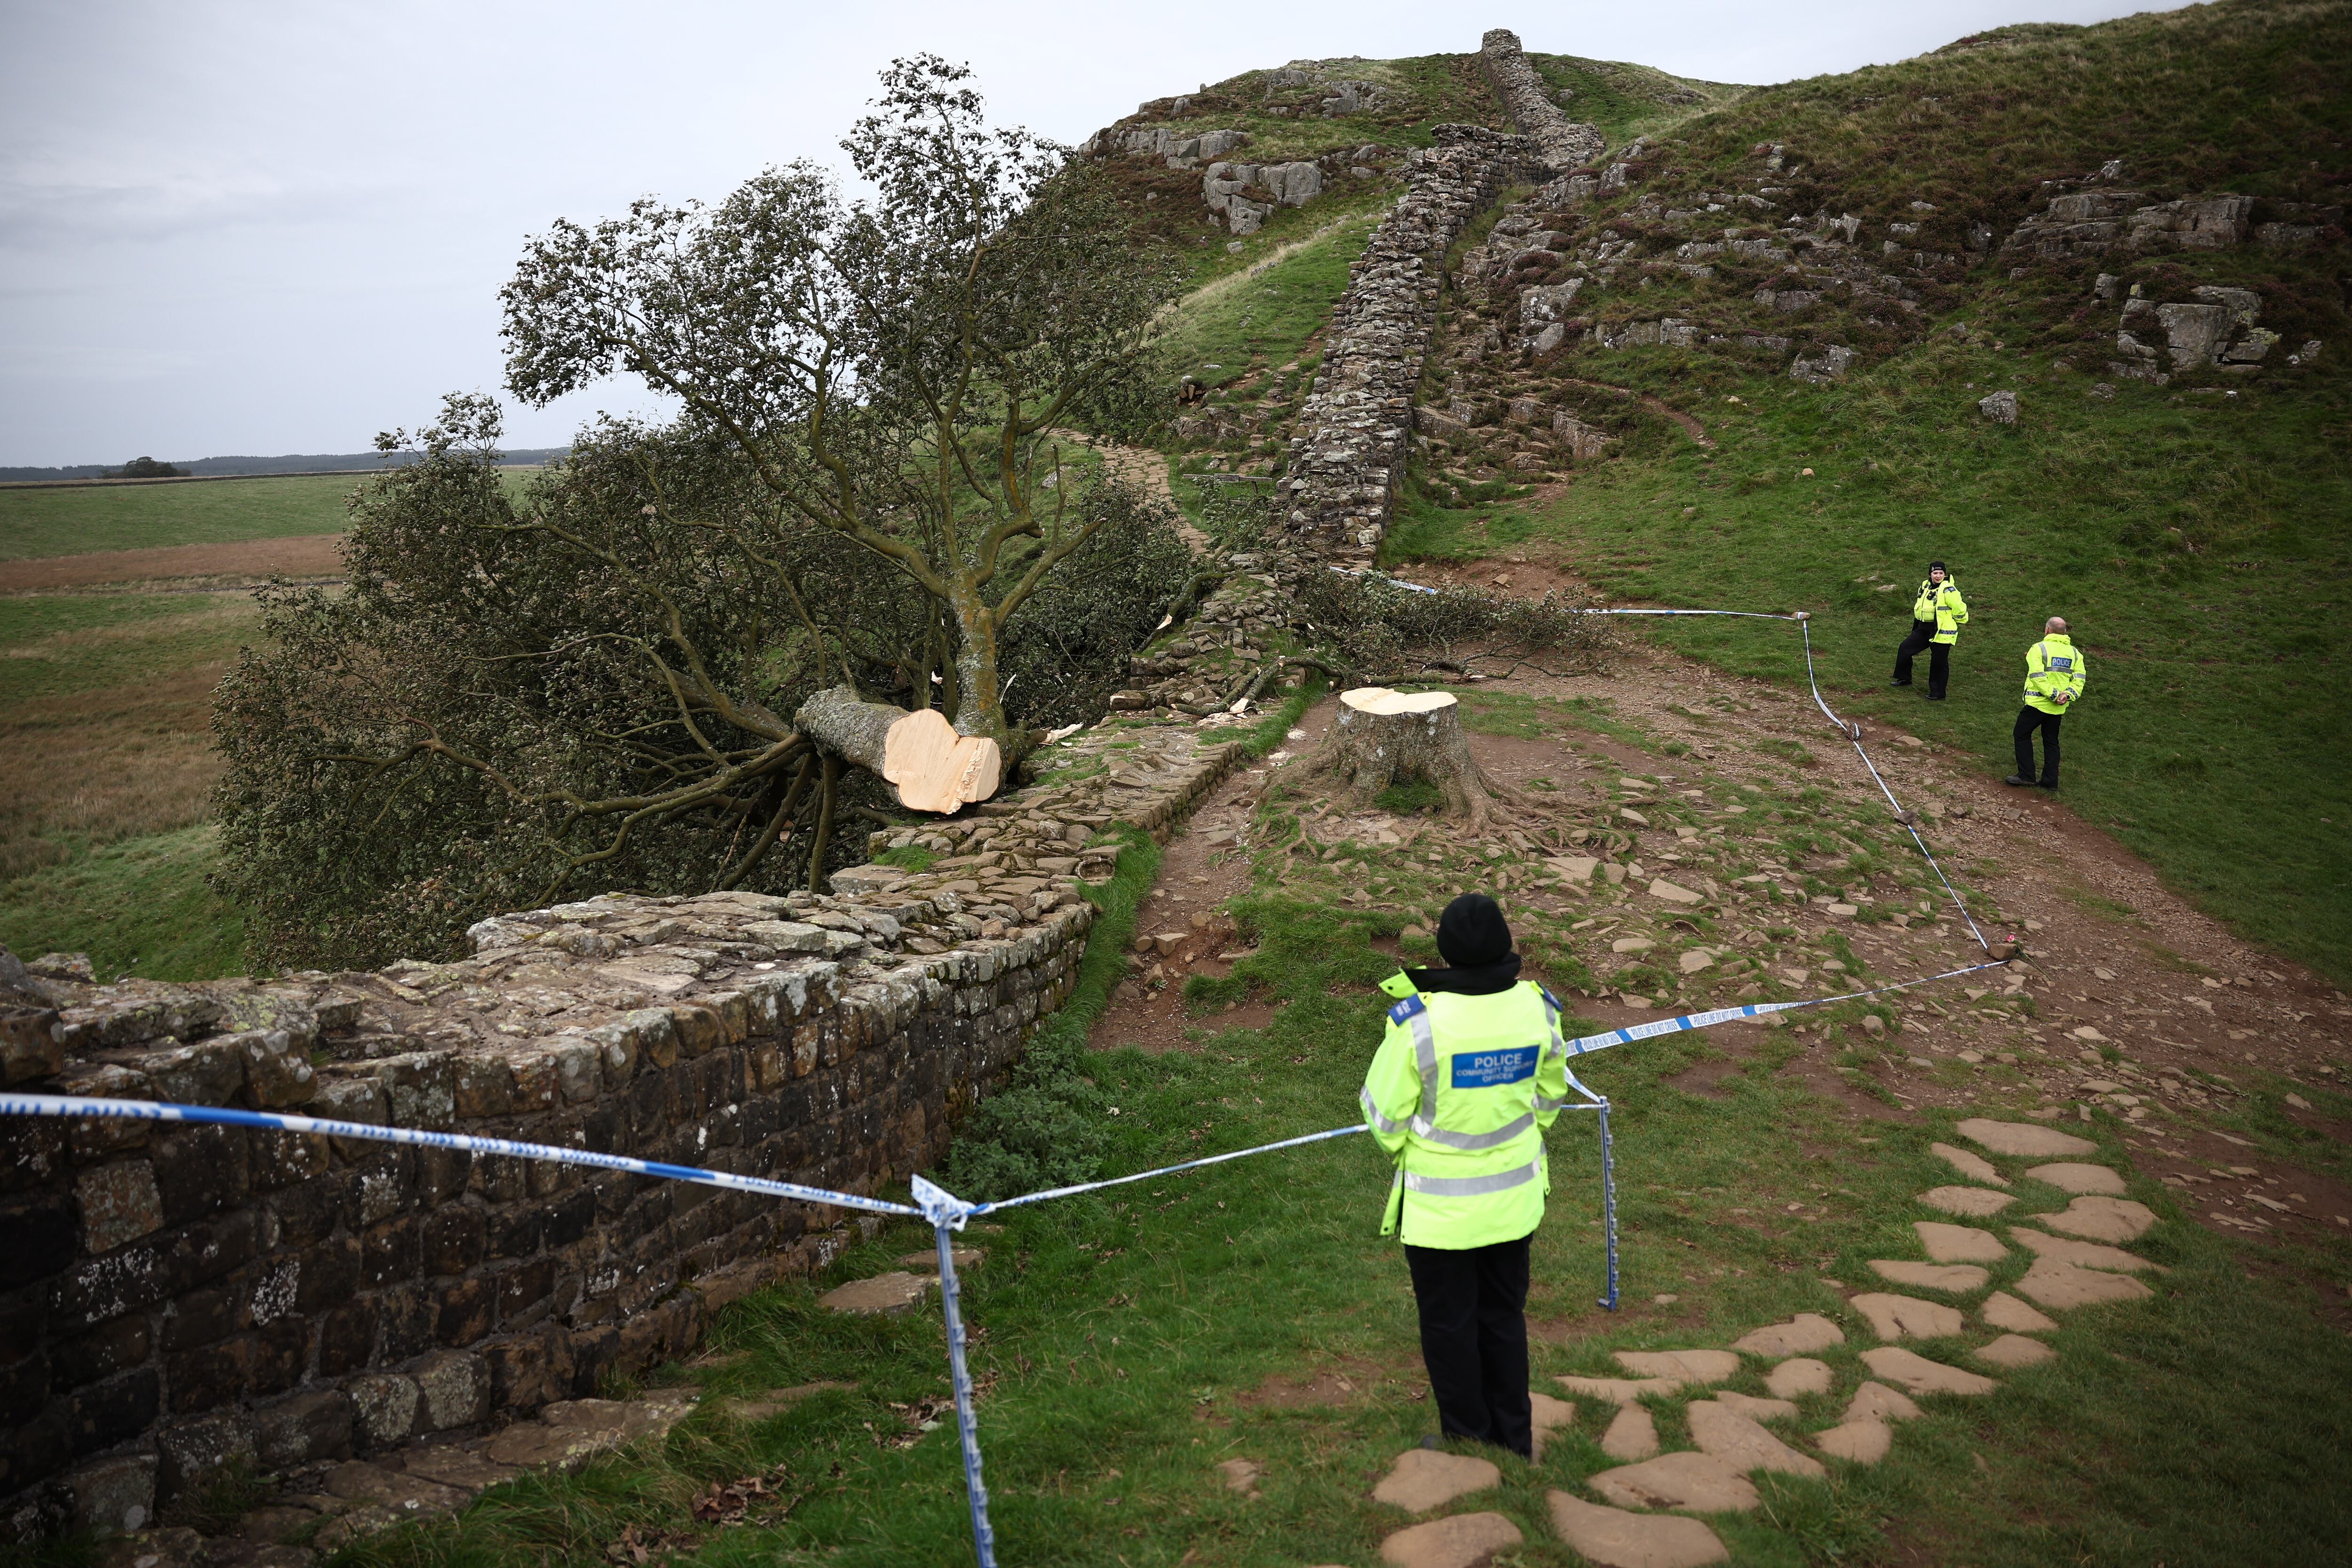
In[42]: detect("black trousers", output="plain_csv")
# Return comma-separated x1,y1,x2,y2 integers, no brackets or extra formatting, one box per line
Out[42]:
2014,707,2064,786
1893,620,1950,697
1404,1234,1533,1457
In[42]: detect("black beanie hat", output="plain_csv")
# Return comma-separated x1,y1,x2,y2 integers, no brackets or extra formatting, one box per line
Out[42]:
1928,560,1948,575
1437,893,1513,968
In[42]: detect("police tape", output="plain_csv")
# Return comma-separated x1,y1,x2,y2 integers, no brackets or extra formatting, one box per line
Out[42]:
0,936,2005,1568
0,1092,922,1218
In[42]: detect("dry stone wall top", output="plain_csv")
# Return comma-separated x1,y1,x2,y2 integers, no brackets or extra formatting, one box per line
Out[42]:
1478,30,1607,173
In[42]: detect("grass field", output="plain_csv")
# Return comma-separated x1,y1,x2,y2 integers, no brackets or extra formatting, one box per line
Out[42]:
0,590,256,977
1385,316,2352,989
310,834,2352,1568
0,474,362,560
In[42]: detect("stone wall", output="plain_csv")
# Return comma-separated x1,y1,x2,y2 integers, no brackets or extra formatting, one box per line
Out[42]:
1277,32,1603,564
0,722,1253,1539
1477,30,1606,174
1278,125,1546,565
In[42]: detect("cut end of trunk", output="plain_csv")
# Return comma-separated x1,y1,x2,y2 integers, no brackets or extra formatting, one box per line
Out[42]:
883,707,1002,814
795,686,1001,816
1342,685,1457,717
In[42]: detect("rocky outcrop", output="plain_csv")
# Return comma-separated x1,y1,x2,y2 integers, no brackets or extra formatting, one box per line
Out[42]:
2106,280,2292,382
1087,125,1251,167
0,716,1251,1537
1203,158,1325,234
1278,123,1549,562
2002,171,2273,260
1477,30,1606,173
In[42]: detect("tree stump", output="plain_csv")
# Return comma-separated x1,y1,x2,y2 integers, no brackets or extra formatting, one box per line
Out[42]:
1303,687,1524,830
794,686,1001,813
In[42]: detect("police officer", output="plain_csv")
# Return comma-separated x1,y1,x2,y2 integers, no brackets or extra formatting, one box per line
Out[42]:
1361,893,1569,1458
2007,616,2088,790
1891,561,1969,701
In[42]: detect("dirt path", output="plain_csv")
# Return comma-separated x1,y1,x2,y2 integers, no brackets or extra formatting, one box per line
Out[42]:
1557,378,1715,448
1092,555,2351,1259
0,533,346,592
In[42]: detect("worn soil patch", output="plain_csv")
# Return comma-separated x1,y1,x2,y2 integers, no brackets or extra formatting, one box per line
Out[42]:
1089,757,1270,1054
0,533,346,591
1231,1357,1415,1410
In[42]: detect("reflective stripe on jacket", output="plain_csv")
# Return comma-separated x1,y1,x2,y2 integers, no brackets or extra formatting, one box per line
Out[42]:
1913,579,1969,644
1359,979,1569,1249
2022,634,2087,715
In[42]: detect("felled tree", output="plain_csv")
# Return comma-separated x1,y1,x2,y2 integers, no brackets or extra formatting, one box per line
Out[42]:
500,55,1176,762
212,393,1186,970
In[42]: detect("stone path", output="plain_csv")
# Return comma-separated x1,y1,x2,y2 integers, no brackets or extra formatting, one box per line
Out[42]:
1353,1118,2175,1568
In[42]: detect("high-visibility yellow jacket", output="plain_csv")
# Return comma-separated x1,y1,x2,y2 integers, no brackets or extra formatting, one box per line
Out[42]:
2022,633,2088,715
1913,578,1970,644
1360,977,1571,1249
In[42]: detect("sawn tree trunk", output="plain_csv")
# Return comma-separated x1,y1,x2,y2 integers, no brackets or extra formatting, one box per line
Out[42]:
794,685,1002,814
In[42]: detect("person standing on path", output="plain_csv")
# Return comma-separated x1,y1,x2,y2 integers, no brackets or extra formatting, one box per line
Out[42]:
1361,893,1570,1458
1891,561,1969,700
2007,617,2088,790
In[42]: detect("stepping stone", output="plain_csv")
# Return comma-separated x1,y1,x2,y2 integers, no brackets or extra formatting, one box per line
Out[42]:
1851,1292,1965,1341
1546,1489,1730,1568
1869,1260,1991,1292
898,1247,985,1272
818,1271,935,1315
1980,1291,2059,1333
1844,1381,1923,1424
1712,1391,1798,1423
1373,1449,1502,1513
2014,1258,2154,1310
1687,1400,1826,1479
1615,1349,1741,1382
1588,1452,1761,1515
2009,1228,2158,1273
1377,1511,1523,1568
2034,1195,2157,1243
1559,1375,1685,1404
1730,1313,1843,1356
1976,1334,2058,1369
1918,1186,2018,1218
1530,1391,1577,1460
2024,1162,2126,1195
1956,1118,2097,1157
1602,1403,1659,1460
1859,1347,2000,1397
1930,1141,2008,1186
1915,1221,2008,1263
1217,1457,1262,1496
322,1463,470,1514
400,1445,521,1492
479,1393,695,1470
720,1380,854,1423
1765,1358,1833,1399
1813,1420,1893,1464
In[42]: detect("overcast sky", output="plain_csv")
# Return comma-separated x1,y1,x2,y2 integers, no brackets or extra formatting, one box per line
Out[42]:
0,0,2184,466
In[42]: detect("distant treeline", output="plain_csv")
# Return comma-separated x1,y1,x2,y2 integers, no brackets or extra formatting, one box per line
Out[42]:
0,448,571,483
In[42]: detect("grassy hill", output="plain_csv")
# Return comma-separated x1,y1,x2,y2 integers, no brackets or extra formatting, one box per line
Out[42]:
1155,0,2352,985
